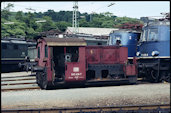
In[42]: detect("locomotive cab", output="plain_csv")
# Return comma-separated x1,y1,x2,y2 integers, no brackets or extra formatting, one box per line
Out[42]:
137,16,170,82
52,46,79,81
109,30,141,58
33,38,87,89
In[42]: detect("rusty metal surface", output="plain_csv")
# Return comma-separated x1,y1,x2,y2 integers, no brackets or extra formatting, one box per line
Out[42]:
44,38,87,46
85,46,128,64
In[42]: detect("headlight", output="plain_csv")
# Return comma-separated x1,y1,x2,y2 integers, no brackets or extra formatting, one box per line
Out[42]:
136,52,141,56
151,51,159,56
116,37,120,40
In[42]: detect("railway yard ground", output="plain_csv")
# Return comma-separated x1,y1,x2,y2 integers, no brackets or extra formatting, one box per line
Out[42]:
1,72,170,112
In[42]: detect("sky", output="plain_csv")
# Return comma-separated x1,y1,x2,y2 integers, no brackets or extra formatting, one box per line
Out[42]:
1,1,170,19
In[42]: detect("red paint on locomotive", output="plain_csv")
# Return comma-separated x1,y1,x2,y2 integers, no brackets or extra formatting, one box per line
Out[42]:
65,47,86,82
34,37,137,89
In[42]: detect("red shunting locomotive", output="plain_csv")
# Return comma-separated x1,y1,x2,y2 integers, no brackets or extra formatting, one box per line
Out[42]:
33,37,137,89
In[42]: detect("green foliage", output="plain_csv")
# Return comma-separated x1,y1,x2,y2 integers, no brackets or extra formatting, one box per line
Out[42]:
41,16,56,31
115,17,139,24
1,4,143,39
79,18,90,27
1,20,27,37
56,21,71,32
15,11,24,21
101,21,114,28
1,3,14,20
25,27,38,38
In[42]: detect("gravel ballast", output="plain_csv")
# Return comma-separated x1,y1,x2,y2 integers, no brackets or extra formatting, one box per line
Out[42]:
2,83,170,109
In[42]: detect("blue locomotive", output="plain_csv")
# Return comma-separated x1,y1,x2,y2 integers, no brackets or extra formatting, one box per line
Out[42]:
108,29,141,59
108,13,170,83
137,13,170,82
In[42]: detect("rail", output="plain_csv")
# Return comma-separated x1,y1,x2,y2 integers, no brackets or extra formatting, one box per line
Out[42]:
1,104,170,113
1,73,40,92
1,78,151,92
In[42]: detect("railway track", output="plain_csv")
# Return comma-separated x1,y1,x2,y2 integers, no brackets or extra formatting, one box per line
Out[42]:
1,104,170,113
1,71,151,92
1,72,40,91
1,76,147,91
1,72,158,91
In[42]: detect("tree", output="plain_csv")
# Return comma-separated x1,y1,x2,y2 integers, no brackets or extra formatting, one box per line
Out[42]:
1,3,14,20
90,17,103,27
24,12,35,28
1,8,143,38
41,16,56,31
101,20,114,28
79,18,90,27
44,9,57,21
15,11,24,21
25,27,38,38
56,21,71,32
34,12,43,18
102,12,113,17
1,20,27,37
1,20,11,37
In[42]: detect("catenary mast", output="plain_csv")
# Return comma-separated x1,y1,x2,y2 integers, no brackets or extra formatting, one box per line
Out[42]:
72,1,79,34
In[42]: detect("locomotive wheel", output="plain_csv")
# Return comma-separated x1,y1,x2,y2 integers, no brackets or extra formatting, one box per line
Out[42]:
149,69,159,83
36,72,41,86
165,73,170,83
40,69,51,90
160,71,170,83
41,72,48,89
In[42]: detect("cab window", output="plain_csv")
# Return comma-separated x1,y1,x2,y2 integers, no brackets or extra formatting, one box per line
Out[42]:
38,47,40,58
112,35,121,44
115,35,121,40
45,45,48,58
140,30,147,42
147,28,158,41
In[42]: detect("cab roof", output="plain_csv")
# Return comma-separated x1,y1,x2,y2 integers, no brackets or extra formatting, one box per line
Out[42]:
43,38,87,46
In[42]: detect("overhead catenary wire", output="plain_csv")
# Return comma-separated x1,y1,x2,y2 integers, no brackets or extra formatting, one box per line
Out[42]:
1,2,71,12
1,2,115,13
1,2,91,12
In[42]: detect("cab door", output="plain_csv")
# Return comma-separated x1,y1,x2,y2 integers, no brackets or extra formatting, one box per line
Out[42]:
43,45,53,82
65,47,86,82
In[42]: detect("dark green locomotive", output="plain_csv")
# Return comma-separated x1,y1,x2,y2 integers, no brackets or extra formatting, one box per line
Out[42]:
1,38,36,72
